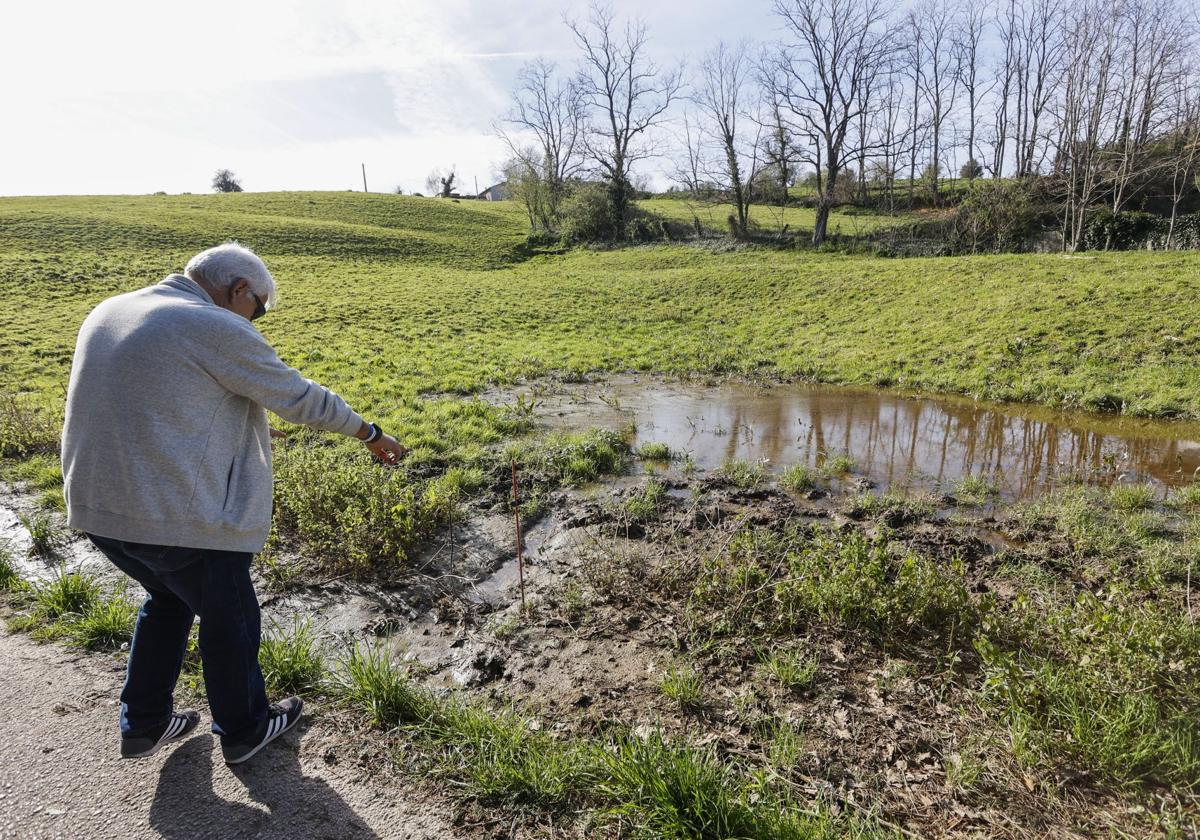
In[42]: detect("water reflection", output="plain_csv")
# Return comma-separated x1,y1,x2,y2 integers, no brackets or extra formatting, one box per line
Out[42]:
524,379,1200,499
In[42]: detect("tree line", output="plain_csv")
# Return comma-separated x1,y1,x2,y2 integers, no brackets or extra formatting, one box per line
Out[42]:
495,0,1200,251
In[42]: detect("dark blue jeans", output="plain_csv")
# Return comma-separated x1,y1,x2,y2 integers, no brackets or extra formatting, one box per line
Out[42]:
86,534,268,741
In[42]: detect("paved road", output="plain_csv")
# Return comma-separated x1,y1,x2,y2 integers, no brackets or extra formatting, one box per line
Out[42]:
0,629,460,840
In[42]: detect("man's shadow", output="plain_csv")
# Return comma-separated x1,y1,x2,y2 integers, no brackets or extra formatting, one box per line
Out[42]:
149,727,382,840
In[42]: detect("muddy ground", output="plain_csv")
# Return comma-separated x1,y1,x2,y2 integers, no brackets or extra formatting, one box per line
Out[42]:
3,446,1197,838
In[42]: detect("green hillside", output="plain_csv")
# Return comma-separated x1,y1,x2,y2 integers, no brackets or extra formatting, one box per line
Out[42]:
2,191,1199,431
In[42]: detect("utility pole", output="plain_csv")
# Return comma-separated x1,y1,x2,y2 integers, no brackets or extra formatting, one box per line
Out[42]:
361,163,368,193
474,175,479,196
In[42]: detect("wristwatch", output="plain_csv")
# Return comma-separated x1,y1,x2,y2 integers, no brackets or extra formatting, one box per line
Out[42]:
363,422,383,444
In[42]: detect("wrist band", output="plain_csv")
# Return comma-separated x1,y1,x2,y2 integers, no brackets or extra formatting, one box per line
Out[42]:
364,422,382,444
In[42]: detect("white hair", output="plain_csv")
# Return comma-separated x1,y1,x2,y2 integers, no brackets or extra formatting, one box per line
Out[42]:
184,242,277,310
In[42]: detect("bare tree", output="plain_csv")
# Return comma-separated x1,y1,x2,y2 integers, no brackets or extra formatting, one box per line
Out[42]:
1164,73,1200,246
1106,0,1189,216
497,58,585,231
770,0,892,244
902,9,926,203
991,0,1019,176
694,41,761,238
756,72,802,234
914,0,959,202
1055,0,1119,250
1013,0,1065,178
212,169,243,193
953,0,991,178
567,3,682,239
672,109,707,195
873,63,912,209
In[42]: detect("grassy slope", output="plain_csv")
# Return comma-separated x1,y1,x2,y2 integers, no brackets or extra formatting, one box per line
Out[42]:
642,196,909,235
2,192,1200,436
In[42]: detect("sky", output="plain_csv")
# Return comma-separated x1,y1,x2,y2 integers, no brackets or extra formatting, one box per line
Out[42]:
0,0,783,196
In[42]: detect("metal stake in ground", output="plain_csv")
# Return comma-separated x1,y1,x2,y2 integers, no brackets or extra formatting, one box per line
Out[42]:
511,458,526,611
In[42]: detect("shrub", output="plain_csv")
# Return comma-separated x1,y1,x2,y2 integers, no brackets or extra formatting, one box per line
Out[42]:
272,442,471,574
560,180,674,243
1081,210,1164,251
947,180,1045,254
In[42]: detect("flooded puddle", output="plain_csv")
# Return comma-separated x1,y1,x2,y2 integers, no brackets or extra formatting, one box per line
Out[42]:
506,377,1200,499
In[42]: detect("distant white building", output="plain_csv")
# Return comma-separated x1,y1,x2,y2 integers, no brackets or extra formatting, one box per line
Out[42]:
478,181,509,201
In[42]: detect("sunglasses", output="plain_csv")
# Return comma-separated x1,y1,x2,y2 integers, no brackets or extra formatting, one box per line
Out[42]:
250,292,267,321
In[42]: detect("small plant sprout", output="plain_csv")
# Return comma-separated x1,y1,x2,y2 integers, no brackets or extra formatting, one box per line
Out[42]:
758,649,819,693
659,663,705,712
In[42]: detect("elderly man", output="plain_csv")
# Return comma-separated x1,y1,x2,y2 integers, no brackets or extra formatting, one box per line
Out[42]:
61,242,405,765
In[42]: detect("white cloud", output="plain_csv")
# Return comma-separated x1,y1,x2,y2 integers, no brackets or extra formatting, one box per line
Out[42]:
0,0,781,195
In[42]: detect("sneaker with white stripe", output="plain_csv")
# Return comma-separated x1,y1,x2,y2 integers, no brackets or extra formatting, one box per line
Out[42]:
120,710,201,759
221,697,304,765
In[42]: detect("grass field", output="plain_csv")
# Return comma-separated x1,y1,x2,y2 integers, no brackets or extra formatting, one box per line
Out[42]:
3,191,1200,424
3,192,1200,836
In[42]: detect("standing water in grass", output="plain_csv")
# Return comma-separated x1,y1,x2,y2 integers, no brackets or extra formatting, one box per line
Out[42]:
506,376,1200,499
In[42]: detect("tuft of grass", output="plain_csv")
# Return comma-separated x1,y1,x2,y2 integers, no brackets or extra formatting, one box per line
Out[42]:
524,428,629,484
821,452,856,476
70,588,137,650
259,617,326,696
757,649,819,693
780,463,821,492
717,458,766,489
336,641,434,728
0,546,24,593
18,511,66,557
621,479,667,524
844,490,935,524
1167,483,1200,511
659,663,705,712
33,570,99,620
756,716,805,771
1108,483,1156,513
694,528,982,648
635,441,671,461
430,701,590,808
953,474,1000,506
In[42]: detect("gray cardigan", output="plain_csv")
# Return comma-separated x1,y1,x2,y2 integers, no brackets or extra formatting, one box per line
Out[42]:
62,274,364,553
